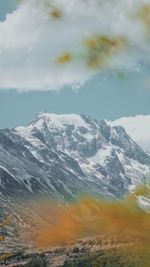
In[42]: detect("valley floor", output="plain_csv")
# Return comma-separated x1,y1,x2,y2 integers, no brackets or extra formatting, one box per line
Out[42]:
0,235,147,267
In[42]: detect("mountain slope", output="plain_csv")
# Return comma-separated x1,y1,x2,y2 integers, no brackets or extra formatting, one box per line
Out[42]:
109,115,150,153
0,113,149,203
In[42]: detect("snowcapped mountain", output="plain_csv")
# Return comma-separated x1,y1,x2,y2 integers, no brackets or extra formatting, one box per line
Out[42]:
109,115,150,153
0,113,150,204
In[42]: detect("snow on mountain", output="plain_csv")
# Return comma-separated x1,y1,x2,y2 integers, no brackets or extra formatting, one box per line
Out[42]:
109,115,150,153
0,113,149,205
17,113,89,132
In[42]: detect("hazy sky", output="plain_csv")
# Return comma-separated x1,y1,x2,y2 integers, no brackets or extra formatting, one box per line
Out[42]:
0,0,150,129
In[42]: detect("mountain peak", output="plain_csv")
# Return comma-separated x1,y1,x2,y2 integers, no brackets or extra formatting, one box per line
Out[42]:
28,112,91,130
0,112,150,203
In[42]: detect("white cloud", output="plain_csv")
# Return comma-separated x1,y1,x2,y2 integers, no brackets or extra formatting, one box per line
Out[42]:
109,115,150,153
0,0,150,91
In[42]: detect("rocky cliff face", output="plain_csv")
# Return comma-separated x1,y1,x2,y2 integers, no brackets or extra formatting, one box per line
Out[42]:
109,115,150,153
0,113,149,203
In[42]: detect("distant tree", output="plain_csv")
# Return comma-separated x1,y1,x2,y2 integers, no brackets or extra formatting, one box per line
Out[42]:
26,256,47,267
72,247,80,254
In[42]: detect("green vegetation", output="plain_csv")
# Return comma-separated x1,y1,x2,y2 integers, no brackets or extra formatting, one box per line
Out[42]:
26,256,47,267
63,248,147,267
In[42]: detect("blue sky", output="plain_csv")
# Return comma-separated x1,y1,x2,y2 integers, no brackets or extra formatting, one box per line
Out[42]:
0,0,15,21
0,0,150,129
0,70,150,128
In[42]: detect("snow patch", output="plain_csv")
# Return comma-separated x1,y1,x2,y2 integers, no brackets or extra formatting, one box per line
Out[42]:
32,113,89,129
89,146,112,165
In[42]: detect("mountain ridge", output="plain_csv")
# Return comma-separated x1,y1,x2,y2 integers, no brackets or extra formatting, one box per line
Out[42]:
109,114,150,153
0,112,149,205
